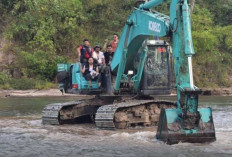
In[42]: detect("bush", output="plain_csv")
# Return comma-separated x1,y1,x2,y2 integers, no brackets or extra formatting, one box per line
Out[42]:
0,76,57,90
35,80,57,90
17,50,68,81
0,71,11,84
9,78,36,90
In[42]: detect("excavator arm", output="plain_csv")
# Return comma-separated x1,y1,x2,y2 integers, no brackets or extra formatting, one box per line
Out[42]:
111,0,170,92
111,0,216,144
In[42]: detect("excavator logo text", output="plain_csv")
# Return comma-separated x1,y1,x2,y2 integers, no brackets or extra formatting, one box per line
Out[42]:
148,21,161,33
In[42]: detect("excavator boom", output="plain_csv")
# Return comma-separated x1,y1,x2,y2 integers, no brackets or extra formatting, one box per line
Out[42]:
110,0,216,144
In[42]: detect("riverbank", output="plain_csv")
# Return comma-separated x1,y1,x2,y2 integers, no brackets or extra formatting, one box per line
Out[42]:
171,88,232,96
0,89,75,97
201,88,232,96
0,88,232,97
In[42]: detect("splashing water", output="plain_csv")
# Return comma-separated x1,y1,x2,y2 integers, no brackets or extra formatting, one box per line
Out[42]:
0,96,231,157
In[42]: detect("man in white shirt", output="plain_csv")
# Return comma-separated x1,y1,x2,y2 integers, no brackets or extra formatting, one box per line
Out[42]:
93,45,105,65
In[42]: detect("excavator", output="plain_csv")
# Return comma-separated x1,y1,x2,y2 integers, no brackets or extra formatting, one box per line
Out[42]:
42,0,216,144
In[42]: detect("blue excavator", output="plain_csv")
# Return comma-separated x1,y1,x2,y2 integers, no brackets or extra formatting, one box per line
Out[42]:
42,0,216,144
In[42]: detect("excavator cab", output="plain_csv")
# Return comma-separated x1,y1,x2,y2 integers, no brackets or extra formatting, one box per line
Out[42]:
140,40,171,95
112,40,171,95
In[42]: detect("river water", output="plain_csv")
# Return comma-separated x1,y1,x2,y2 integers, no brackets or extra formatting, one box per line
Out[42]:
0,96,231,157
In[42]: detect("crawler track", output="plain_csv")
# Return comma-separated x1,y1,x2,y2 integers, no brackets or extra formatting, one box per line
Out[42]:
42,101,83,125
95,100,176,129
42,96,120,125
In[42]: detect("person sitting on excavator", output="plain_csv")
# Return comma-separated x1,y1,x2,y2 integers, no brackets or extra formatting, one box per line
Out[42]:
80,57,101,88
77,39,94,64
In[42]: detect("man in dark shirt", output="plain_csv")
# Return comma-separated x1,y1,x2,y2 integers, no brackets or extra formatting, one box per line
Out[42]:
104,44,114,65
101,44,115,89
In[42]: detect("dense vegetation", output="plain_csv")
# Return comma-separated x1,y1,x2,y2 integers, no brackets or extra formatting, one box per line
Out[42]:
0,0,231,89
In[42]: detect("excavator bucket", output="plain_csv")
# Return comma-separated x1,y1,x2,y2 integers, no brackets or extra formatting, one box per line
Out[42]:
156,108,216,144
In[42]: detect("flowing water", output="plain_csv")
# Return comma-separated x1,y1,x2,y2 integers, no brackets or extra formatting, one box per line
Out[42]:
0,96,231,157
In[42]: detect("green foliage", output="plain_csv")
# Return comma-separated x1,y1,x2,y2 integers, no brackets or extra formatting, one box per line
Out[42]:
0,73,57,89
191,5,232,87
35,80,57,90
0,71,11,85
80,0,134,44
0,72,11,89
9,77,36,90
197,0,232,26
17,50,68,80
8,78,56,90
4,0,85,54
217,26,232,52
0,71,35,89
191,5,218,54
0,0,232,89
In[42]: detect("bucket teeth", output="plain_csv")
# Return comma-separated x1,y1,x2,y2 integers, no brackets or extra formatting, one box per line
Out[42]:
156,108,216,145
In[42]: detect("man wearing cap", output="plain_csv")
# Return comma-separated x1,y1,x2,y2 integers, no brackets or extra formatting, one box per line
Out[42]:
92,45,105,65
